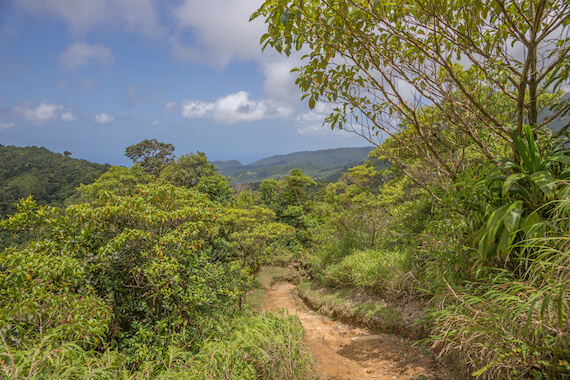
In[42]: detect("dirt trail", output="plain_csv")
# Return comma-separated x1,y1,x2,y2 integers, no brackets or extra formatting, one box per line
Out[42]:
263,282,441,380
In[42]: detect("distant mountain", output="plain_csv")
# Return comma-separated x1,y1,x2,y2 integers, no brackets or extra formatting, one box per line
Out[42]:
213,147,380,183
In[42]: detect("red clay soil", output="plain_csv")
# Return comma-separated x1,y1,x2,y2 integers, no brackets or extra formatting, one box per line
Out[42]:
263,282,447,380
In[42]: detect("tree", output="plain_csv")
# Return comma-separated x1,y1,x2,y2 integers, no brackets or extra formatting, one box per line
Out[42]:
161,152,217,187
125,139,174,175
252,0,570,190
161,152,234,204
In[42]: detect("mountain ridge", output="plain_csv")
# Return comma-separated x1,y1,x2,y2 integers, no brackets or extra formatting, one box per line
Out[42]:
213,146,378,183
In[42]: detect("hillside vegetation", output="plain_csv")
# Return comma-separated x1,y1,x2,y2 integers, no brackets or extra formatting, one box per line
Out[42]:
0,145,111,249
0,142,316,379
0,145,110,216
214,147,377,183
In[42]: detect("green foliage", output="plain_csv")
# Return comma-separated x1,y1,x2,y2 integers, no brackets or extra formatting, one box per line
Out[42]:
1,169,246,369
0,145,110,248
161,152,217,188
474,125,570,266
125,139,174,175
217,206,296,274
0,312,316,380
186,312,316,380
0,245,111,348
258,169,317,246
321,248,407,296
160,151,234,204
196,175,233,205
216,147,375,184
252,0,570,179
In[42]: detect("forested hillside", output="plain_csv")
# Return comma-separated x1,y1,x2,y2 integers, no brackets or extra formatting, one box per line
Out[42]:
0,145,110,217
0,145,111,249
214,147,377,183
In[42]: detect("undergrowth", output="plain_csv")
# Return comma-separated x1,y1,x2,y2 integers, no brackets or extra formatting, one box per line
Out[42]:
0,312,315,380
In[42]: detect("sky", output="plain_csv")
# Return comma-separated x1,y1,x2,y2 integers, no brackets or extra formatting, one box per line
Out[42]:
0,0,369,167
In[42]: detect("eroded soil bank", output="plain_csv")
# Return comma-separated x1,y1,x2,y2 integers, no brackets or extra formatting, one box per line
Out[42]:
263,281,448,380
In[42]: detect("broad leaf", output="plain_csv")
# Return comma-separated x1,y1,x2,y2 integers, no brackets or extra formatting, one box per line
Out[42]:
503,201,523,234
530,171,556,199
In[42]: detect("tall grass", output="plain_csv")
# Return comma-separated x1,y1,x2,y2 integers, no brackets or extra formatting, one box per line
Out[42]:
425,189,570,378
185,312,316,380
0,312,315,379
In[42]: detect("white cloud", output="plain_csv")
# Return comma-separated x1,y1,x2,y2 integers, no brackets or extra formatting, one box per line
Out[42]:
261,58,303,107
164,101,178,111
173,0,268,66
181,91,292,124
95,113,115,124
13,101,72,125
0,121,15,131
60,112,77,121
60,42,114,69
295,102,351,137
150,119,160,126
17,0,164,38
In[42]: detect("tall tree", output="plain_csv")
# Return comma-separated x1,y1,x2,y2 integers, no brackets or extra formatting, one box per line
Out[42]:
252,0,570,190
125,139,174,175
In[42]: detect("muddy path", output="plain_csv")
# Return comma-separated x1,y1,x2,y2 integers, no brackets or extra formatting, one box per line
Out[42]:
263,282,443,380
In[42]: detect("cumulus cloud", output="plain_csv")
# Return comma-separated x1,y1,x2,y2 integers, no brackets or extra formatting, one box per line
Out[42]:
13,101,75,125
60,112,78,121
164,101,178,111
95,113,115,124
173,0,268,66
181,91,292,124
60,42,114,69
150,119,161,126
261,58,303,107
0,121,15,131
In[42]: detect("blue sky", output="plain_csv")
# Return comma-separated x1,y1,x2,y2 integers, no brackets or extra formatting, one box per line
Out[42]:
0,0,369,166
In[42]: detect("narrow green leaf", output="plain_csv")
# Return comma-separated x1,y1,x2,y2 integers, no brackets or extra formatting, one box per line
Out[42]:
545,151,570,167
558,287,566,329
485,204,510,249
524,125,541,171
513,129,533,172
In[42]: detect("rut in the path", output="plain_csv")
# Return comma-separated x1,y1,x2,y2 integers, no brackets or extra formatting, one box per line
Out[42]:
263,282,441,380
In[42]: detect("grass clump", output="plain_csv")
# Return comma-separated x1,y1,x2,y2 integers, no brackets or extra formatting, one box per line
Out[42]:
187,312,316,380
320,248,407,296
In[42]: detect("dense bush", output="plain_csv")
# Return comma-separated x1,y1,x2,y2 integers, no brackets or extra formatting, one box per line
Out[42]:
320,248,407,296
1,164,287,375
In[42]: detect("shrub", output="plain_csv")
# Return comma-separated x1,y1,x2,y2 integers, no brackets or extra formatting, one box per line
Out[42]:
322,248,407,295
